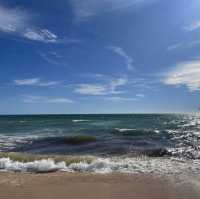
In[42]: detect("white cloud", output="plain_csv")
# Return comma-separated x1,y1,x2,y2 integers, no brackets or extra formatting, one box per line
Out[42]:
75,84,108,95
108,46,134,71
14,78,39,86
0,5,59,43
22,95,74,104
14,78,60,87
23,29,58,43
70,0,155,21
184,21,200,31
163,60,200,91
74,77,127,95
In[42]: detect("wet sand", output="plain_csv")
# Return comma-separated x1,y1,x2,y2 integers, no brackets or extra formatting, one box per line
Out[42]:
0,172,199,199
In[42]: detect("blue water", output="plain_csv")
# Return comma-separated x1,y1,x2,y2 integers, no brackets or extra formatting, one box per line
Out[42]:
0,114,200,159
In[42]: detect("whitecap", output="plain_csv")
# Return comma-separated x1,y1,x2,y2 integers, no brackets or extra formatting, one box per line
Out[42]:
0,156,200,175
114,128,135,132
72,120,90,123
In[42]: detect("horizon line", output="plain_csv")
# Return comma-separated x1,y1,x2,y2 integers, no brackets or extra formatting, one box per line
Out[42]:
0,112,198,116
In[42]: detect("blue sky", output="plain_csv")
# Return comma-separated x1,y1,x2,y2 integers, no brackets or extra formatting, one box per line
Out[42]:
0,0,200,114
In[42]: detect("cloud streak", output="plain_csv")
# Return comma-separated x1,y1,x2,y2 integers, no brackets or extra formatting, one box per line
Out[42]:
22,95,74,104
167,40,200,51
70,0,156,21
0,6,28,33
14,78,60,87
163,60,200,91
0,5,59,43
23,29,58,43
108,46,134,71
74,77,127,95
38,51,73,66
184,21,200,32
103,96,138,102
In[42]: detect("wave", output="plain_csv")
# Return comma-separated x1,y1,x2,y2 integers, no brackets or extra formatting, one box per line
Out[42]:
114,128,136,132
0,135,38,151
0,158,65,173
0,133,65,152
72,120,90,123
112,128,160,136
0,154,199,174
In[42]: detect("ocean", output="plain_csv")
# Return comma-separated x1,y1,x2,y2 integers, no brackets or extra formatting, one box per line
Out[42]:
0,113,200,174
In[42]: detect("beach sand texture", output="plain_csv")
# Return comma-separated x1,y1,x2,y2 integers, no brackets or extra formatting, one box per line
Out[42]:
0,172,199,199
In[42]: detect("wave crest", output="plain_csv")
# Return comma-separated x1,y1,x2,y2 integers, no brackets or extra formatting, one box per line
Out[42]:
0,153,200,174
112,128,160,136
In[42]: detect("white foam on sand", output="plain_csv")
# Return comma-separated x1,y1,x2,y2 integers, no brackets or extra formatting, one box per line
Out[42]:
0,158,67,173
0,156,200,175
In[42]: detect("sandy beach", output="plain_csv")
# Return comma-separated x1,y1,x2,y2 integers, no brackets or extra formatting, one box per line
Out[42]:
0,172,199,199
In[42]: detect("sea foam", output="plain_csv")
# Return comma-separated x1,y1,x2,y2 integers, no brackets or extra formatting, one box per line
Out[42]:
0,158,67,173
0,156,200,175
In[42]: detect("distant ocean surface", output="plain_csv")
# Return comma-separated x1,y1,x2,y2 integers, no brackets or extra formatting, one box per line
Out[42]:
0,114,200,174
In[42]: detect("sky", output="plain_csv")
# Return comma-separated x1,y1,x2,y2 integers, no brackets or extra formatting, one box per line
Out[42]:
0,0,200,114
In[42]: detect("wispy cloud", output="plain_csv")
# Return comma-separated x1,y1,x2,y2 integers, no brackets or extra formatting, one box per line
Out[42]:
163,60,200,91
184,21,200,32
136,93,145,98
75,84,109,95
0,5,59,43
102,93,145,102
22,95,74,104
167,40,200,51
108,46,134,71
23,29,58,43
125,77,158,93
38,51,71,66
103,96,138,102
167,43,183,51
74,77,127,95
38,51,63,66
70,0,156,21
0,6,28,33
14,78,60,87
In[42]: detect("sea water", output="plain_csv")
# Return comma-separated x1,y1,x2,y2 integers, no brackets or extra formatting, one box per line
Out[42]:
0,113,200,174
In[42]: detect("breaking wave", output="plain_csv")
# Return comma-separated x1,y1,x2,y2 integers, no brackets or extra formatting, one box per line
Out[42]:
112,128,160,135
0,155,200,174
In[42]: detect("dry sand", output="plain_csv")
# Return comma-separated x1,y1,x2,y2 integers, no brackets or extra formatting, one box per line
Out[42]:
0,172,199,199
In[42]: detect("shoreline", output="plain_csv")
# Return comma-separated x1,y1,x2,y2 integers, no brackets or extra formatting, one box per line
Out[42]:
0,153,200,175
0,172,199,199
